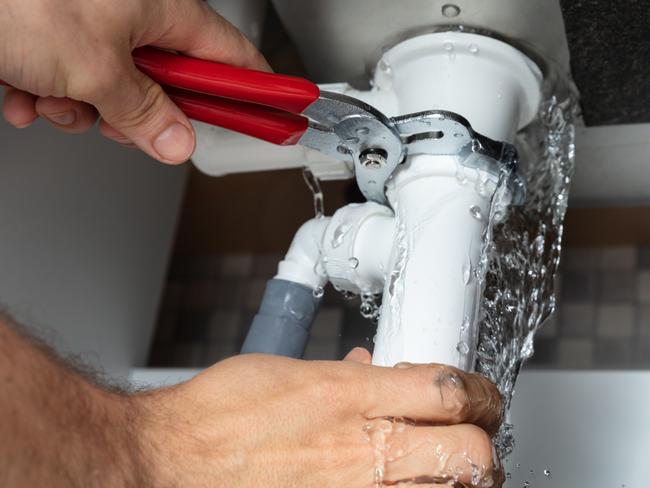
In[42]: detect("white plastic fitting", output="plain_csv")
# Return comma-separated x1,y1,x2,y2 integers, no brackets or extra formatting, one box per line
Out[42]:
275,204,396,295
368,33,540,368
275,217,331,290
321,202,395,295
372,158,499,368
373,32,542,142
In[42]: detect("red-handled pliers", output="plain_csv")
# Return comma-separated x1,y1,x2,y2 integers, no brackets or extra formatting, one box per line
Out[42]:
1,48,522,204
131,47,406,205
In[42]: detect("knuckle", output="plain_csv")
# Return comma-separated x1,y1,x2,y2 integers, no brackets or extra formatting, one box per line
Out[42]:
109,80,166,131
429,364,471,422
462,424,494,464
316,432,366,470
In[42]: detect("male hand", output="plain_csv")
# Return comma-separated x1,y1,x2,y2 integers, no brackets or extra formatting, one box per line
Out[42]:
1,315,503,487
136,350,504,487
0,0,269,163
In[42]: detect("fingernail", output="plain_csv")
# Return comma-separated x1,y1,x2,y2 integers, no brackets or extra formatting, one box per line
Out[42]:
394,362,414,369
46,111,76,126
14,117,38,129
153,122,194,162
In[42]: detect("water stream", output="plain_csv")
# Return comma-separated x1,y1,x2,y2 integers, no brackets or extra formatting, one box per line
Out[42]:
475,93,578,457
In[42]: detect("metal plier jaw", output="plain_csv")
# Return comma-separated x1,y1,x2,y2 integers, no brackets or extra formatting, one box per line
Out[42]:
301,91,405,204
302,91,523,204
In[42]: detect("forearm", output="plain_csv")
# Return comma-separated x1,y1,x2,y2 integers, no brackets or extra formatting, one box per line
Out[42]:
0,315,146,487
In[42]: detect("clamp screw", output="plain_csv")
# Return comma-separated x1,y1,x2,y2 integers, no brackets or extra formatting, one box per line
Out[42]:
360,149,387,169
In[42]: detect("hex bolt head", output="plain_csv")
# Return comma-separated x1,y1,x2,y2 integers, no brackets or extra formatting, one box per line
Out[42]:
360,149,388,169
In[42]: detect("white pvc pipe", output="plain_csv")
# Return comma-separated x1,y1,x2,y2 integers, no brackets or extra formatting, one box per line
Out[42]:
369,33,541,368
374,32,542,142
372,157,496,369
321,202,395,295
275,217,331,290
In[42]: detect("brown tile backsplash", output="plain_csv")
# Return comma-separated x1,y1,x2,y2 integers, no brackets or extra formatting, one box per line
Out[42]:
149,245,650,370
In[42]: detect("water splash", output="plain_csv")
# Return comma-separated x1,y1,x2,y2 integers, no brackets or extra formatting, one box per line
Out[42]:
474,94,578,457
386,221,409,339
312,286,325,299
362,416,495,487
360,292,382,322
302,167,325,219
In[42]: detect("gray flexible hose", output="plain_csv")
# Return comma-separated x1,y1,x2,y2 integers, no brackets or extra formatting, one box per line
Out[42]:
241,278,321,358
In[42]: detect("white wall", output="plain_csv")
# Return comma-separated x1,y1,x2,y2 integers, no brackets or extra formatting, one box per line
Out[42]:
572,123,650,206
0,96,187,378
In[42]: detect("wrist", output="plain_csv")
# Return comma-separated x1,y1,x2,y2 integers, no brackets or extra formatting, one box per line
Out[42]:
130,383,233,488
61,380,147,487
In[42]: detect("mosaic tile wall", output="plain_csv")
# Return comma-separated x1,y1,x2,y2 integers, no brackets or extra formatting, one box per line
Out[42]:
148,245,650,369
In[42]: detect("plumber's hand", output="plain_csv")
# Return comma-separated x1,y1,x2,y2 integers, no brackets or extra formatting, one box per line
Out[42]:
0,0,268,163
137,350,504,487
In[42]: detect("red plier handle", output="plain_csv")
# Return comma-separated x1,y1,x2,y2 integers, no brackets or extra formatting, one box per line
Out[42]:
1,47,321,146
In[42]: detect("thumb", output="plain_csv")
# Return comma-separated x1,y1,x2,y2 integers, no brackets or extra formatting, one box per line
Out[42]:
94,63,195,164
343,347,372,364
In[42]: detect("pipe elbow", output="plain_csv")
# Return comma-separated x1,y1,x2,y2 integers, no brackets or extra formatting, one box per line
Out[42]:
275,217,331,290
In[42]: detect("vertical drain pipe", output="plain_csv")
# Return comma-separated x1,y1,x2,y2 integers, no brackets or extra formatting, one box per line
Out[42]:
370,32,542,368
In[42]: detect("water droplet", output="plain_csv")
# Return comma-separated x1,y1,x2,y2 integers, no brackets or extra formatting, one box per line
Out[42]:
360,293,381,321
346,137,359,145
313,258,327,278
533,235,545,255
469,205,483,221
469,43,479,54
443,41,454,51
332,224,350,248
349,257,359,269
544,468,551,477
288,305,306,320
441,3,461,17
312,286,324,298
302,167,324,219
461,316,470,331
455,165,468,185
456,341,469,354
378,59,391,73
462,261,472,284
340,290,356,300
